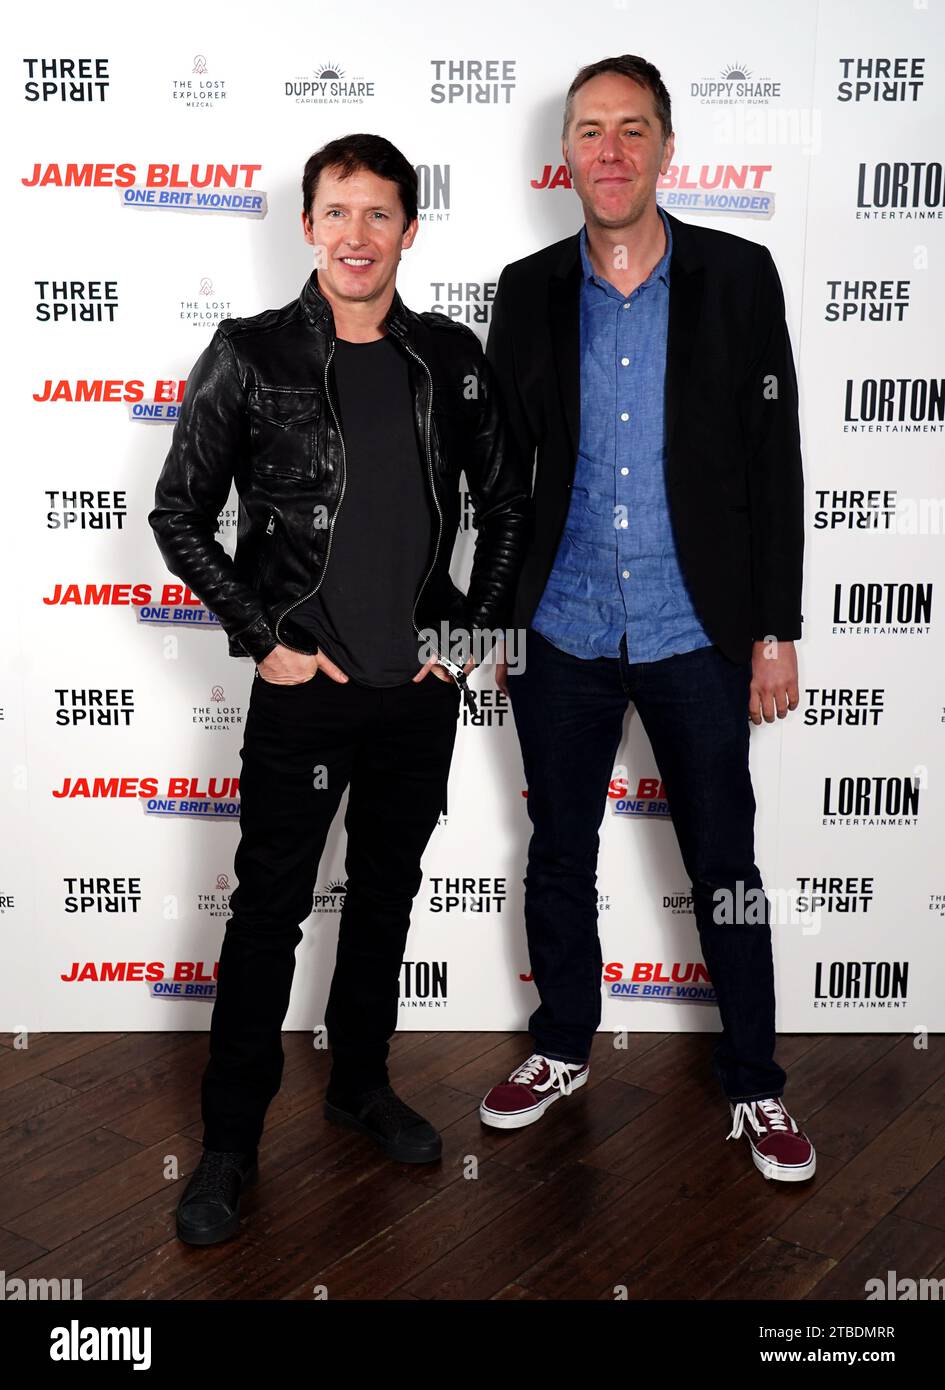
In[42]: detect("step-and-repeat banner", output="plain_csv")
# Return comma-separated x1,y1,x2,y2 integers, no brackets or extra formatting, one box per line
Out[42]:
3,0,942,1034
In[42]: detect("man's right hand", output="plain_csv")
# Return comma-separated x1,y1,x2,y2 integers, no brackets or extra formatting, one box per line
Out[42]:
256,645,349,686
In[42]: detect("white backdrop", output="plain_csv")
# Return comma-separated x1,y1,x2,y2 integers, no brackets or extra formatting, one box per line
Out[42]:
3,0,943,1036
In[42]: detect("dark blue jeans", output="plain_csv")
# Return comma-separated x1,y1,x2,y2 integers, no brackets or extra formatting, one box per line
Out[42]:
507,628,787,1104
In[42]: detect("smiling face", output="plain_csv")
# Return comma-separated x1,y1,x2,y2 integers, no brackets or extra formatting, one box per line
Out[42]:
563,71,674,231
301,164,418,309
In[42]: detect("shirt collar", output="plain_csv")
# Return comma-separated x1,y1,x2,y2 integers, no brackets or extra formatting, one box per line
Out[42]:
579,204,672,291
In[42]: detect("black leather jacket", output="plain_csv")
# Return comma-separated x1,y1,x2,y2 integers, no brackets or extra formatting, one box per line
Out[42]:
148,271,532,692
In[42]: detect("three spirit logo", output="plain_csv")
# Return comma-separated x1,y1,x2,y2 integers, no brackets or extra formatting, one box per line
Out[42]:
813,490,897,530
428,877,505,913
803,688,884,727
795,876,874,915
55,689,135,727
837,58,925,103
23,57,109,101
47,492,127,531
429,59,516,104
35,280,118,323
64,876,141,914
428,280,496,326
825,279,910,322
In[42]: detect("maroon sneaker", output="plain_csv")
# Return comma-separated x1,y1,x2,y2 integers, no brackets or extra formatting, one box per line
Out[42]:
480,1052,589,1130
727,1097,816,1182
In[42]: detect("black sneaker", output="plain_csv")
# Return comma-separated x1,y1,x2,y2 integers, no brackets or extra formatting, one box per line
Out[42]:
324,1084,442,1164
175,1148,258,1246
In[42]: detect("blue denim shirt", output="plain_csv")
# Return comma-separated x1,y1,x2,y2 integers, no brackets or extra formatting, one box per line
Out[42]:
532,208,712,663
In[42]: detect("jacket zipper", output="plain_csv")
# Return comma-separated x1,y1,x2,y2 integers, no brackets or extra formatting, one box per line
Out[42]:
256,509,276,586
272,337,347,651
399,335,476,715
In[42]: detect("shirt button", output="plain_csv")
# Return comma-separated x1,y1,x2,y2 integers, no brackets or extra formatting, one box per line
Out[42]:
620,411,629,421
622,570,631,579
620,357,630,366
622,303,630,311
620,466,629,475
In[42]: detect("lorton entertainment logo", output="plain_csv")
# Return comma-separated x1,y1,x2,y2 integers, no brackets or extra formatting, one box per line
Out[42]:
843,376,944,431
855,161,945,219
831,582,932,636
813,960,908,1009
417,165,450,222
399,961,447,1009
821,774,920,827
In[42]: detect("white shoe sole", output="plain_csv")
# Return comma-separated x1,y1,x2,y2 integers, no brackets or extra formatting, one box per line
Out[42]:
479,1069,589,1130
750,1142,817,1182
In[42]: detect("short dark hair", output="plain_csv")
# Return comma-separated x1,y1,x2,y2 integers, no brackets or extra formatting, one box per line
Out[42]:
301,133,418,229
562,55,672,144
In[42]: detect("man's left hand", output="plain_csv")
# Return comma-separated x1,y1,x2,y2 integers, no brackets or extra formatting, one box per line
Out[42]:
749,639,799,725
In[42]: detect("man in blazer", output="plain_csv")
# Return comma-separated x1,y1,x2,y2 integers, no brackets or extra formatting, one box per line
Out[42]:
481,54,814,1183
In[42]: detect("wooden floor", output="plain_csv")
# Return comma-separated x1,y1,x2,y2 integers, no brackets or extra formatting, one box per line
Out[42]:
2,1028,945,1301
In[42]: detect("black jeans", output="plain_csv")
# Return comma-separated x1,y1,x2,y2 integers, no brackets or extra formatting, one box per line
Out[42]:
507,628,787,1104
201,666,461,1154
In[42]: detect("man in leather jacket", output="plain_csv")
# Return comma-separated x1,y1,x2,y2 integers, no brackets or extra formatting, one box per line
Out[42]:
149,133,530,1245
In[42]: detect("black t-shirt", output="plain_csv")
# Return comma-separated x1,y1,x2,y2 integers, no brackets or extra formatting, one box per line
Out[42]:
290,334,436,686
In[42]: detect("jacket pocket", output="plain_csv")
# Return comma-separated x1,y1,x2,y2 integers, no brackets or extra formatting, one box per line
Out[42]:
247,386,320,480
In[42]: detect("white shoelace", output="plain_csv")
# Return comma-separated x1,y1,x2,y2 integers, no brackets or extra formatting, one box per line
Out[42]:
727,1097,798,1142
509,1052,582,1096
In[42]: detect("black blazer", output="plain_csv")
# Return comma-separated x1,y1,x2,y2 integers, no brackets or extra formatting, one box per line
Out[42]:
485,209,804,665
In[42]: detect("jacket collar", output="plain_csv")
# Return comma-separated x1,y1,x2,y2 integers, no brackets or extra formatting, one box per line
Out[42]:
548,207,705,465
299,269,412,338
